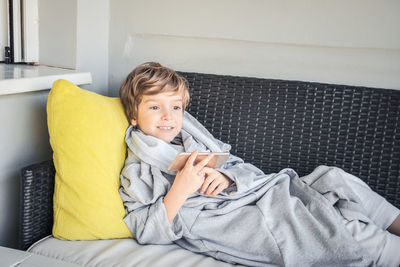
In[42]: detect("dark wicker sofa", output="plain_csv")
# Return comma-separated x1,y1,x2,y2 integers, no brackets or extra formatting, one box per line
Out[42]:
20,71,400,251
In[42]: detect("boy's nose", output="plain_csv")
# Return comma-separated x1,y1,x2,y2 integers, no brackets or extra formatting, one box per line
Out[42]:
162,110,172,120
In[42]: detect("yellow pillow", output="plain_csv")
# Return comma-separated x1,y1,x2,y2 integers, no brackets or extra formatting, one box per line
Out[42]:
47,79,132,240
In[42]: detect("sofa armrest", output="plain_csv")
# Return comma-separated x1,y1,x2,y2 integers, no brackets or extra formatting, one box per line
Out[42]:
19,160,55,250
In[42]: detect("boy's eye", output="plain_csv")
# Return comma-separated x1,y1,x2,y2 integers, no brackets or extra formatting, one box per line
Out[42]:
173,106,182,110
150,106,159,110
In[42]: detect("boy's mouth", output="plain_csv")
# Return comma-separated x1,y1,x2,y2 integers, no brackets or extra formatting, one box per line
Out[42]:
157,126,174,130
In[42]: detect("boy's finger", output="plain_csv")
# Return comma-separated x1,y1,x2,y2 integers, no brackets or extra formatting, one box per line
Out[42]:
205,180,220,196
200,181,208,194
202,167,214,175
185,150,199,167
200,173,217,193
194,153,214,171
210,184,224,196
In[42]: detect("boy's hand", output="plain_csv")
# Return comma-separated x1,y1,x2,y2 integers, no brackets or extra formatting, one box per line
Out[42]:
172,151,214,197
200,168,233,197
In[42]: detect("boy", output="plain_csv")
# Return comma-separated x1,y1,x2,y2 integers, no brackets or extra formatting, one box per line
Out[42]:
119,62,400,266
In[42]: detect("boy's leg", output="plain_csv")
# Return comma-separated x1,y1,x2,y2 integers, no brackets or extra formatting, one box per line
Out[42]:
336,168,400,230
387,215,400,236
342,217,400,267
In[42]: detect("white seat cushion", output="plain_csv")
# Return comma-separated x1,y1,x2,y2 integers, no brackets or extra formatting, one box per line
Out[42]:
28,236,242,267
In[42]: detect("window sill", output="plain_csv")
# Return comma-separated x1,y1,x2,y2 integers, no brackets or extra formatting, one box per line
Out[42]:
0,64,92,96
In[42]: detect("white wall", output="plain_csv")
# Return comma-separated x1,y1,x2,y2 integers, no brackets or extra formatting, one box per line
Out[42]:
75,0,109,95
38,0,77,69
0,90,52,248
108,0,400,95
38,0,109,95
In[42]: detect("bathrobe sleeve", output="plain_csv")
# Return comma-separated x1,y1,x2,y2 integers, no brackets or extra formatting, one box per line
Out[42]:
119,151,184,245
216,154,269,194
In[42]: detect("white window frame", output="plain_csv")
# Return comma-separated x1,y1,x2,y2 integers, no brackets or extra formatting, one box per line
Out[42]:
2,0,38,63
0,0,8,61
22,0,38,63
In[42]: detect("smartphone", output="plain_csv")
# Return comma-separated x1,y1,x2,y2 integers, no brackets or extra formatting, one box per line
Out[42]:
168,152,230,171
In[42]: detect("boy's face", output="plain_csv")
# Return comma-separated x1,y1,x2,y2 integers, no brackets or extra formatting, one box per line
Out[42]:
132,90,184,143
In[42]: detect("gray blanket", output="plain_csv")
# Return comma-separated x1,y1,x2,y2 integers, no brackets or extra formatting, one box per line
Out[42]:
119,112,374,266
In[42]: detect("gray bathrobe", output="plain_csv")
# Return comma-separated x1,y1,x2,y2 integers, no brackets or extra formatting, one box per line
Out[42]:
119,112,375,266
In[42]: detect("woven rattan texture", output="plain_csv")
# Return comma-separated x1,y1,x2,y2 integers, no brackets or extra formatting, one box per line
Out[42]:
19,160,55,250
180,72,400,209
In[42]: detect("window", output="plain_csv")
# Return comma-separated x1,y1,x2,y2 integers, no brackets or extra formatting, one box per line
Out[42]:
1,0,39,63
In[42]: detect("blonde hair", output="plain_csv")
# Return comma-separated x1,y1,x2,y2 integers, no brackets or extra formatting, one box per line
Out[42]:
119,62,190,123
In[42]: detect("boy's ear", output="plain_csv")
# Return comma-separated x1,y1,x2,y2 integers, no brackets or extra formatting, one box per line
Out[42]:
130,119,137,126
